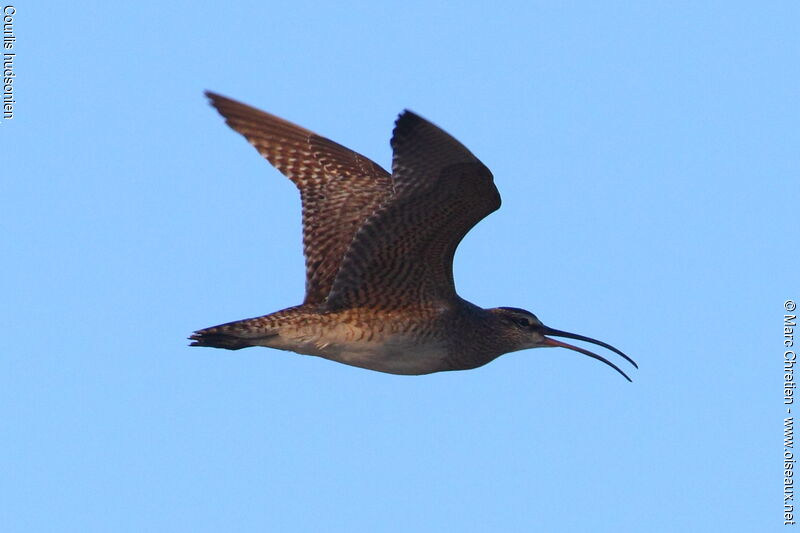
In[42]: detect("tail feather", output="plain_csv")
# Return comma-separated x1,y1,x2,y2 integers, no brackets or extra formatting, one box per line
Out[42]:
189,317,278,350
189,331,255,350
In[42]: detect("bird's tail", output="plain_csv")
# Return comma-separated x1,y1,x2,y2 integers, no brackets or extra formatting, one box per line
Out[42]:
189,316,278,350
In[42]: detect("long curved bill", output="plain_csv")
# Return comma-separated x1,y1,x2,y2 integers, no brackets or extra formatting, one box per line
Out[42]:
541,326,638,382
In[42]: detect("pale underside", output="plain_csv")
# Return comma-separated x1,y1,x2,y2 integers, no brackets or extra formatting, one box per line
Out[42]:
250,313,450,375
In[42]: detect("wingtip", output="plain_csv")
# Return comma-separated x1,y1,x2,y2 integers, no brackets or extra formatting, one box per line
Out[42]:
393,109,431,143
395,109,424,127
204,90,229,109
397,108,420,119
204,91,248,113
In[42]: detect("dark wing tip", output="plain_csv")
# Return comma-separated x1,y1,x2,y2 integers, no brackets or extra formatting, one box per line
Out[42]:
203,90,246,117
392,109,429,144
396,109,424,124
203,91,244,122
390,110,482,167
203,91,316,139
204,90,228,107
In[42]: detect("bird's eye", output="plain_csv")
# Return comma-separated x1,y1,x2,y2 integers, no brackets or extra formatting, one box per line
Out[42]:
514,317,531,328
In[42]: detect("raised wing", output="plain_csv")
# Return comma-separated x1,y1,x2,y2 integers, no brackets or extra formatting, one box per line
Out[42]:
205,92,393,304
325,111,501,310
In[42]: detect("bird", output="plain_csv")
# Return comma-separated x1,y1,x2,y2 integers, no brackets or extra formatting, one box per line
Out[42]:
190,92,638,381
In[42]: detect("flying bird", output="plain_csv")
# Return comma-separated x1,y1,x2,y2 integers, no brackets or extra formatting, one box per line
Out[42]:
190,92,637,381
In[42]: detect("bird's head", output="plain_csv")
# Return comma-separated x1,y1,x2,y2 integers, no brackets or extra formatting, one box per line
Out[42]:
487,307,637,381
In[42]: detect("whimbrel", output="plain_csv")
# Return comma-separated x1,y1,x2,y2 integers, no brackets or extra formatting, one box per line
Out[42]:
190,93,637,381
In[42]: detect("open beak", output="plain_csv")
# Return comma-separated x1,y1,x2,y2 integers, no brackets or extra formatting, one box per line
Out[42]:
540,326,638,382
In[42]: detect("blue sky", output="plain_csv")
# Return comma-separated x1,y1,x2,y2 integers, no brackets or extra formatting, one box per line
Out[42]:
3,2,796,531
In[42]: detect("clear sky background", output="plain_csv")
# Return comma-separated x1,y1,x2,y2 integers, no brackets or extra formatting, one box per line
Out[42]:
3,2,796,531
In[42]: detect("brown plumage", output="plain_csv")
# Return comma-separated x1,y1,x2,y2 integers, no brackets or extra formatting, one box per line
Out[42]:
190,92,637,380
203,93,393,304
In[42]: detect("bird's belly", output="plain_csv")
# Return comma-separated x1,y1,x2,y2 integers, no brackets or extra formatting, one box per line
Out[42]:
269,328,448,375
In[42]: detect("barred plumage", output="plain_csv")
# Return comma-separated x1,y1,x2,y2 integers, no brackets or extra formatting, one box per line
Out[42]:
190,93,636,380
